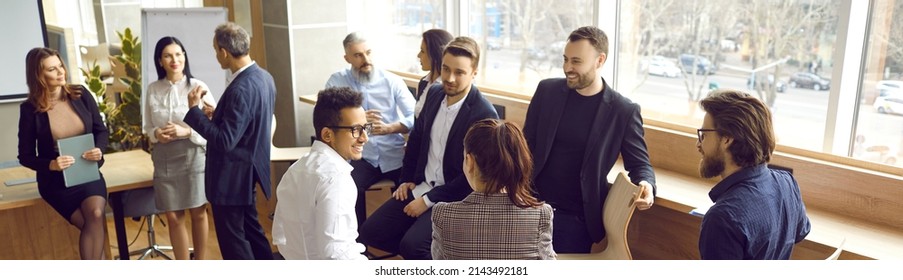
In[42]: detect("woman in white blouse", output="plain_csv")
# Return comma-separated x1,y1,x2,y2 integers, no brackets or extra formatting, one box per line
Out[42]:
144,36,216,260
414,29,453,117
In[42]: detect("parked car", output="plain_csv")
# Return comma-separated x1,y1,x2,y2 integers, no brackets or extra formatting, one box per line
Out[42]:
486,41,502,51
874,96,903,115
527,47,547,60
645,60,682,78
679,54,717,75
788,72,831,91
747,74,786,93
876,80,903,97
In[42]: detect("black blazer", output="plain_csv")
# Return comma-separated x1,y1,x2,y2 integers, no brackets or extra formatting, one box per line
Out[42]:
524,77,656,242
18,86,109,184
184,64,276,206
400,84,499,203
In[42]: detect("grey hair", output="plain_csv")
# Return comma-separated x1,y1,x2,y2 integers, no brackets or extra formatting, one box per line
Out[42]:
214,22,251,57
342,32,367,49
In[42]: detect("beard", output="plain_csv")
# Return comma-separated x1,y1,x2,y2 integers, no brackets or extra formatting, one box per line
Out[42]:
444,83,467,97
352,67,373,84
699,149,726,179
565,68,595,90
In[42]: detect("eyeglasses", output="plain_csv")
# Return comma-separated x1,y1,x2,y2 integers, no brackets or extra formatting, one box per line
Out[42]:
697,128,718,142
329,123,373,138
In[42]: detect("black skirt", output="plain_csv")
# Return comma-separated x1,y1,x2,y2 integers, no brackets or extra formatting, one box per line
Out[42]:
36,170,108,221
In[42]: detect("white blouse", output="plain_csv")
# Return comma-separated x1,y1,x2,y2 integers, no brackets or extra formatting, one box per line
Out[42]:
143,76,216,146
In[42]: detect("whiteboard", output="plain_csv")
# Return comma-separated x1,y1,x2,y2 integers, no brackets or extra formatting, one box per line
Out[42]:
141,8,228,125
0,0,47,103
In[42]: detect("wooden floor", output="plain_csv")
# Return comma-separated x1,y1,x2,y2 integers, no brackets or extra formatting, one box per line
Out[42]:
105,185,398,260
105,207,222,260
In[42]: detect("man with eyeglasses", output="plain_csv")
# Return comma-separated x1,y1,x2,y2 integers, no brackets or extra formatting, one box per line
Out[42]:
524,26,656,253
696,89,810,260
272,87,370,260
326,32,416,226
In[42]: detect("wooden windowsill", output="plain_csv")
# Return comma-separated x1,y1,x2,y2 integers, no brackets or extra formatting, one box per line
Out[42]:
611,160,903,260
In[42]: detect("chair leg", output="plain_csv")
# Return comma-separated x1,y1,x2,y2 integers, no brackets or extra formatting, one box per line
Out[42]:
118,214,192,260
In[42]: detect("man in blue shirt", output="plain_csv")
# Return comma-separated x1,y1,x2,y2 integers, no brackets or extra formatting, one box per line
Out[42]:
325,32,416,226
696,89,811,260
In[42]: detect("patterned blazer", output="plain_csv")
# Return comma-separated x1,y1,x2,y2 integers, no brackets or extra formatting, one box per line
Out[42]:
431,192,555,260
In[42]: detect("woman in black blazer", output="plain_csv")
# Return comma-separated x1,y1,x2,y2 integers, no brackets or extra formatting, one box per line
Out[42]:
414,29,453,117
18,47,109,259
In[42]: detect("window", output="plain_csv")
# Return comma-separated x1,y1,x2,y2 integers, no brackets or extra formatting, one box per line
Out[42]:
351,0,899,170
852,0,903,167
466,0,592,95
347,0,447,75
616,0,847,157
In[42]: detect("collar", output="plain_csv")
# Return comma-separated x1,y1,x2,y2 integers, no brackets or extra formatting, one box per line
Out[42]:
228,61,256,83
462,192,512,205
708,163,769,202
310,140,353,173
166,75,187,86
442,90,468,111
350,67,384,85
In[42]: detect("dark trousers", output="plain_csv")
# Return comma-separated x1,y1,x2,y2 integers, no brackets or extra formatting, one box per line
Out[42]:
552,212,594,253
350,160,400,226
357,191,433,260
211,202,274,260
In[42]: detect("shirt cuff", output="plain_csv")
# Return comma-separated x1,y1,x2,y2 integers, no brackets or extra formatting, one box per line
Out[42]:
147,127,159,143
187,128,207,146
423,194,435,208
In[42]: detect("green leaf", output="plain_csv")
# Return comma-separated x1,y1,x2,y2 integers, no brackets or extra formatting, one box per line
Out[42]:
122,40,133,56
91,62,101,77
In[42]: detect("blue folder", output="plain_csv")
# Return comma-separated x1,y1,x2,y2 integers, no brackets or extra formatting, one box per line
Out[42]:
57,133,100,187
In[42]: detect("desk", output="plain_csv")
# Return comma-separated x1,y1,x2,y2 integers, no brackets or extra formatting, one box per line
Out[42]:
271,146,310,162
0,150,153,260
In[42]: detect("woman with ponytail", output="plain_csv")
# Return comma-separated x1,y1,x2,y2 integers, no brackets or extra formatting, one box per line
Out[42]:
430,119,555,260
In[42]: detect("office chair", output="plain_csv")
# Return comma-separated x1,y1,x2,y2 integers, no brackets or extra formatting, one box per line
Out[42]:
117,187,176,260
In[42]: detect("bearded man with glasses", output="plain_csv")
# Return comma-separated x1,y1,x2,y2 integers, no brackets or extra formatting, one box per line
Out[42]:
696,89,810,260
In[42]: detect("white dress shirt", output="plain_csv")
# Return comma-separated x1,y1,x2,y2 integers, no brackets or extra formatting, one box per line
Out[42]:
144,76,216,145
272,141,367,260
414,76,441,118
415,92,468,207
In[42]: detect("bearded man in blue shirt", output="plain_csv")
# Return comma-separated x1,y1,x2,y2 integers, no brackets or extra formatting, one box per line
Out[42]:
696,89,811,260
325,32,416,227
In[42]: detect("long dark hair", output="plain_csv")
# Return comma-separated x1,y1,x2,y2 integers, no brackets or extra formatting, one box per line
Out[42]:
464,119,541,208
153,36,194,87
25,47,82,112
422,29,453,80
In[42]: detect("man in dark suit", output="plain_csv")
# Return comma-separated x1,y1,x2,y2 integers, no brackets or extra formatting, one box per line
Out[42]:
524,26,657,253
358,37,498,260
184,22,275,260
